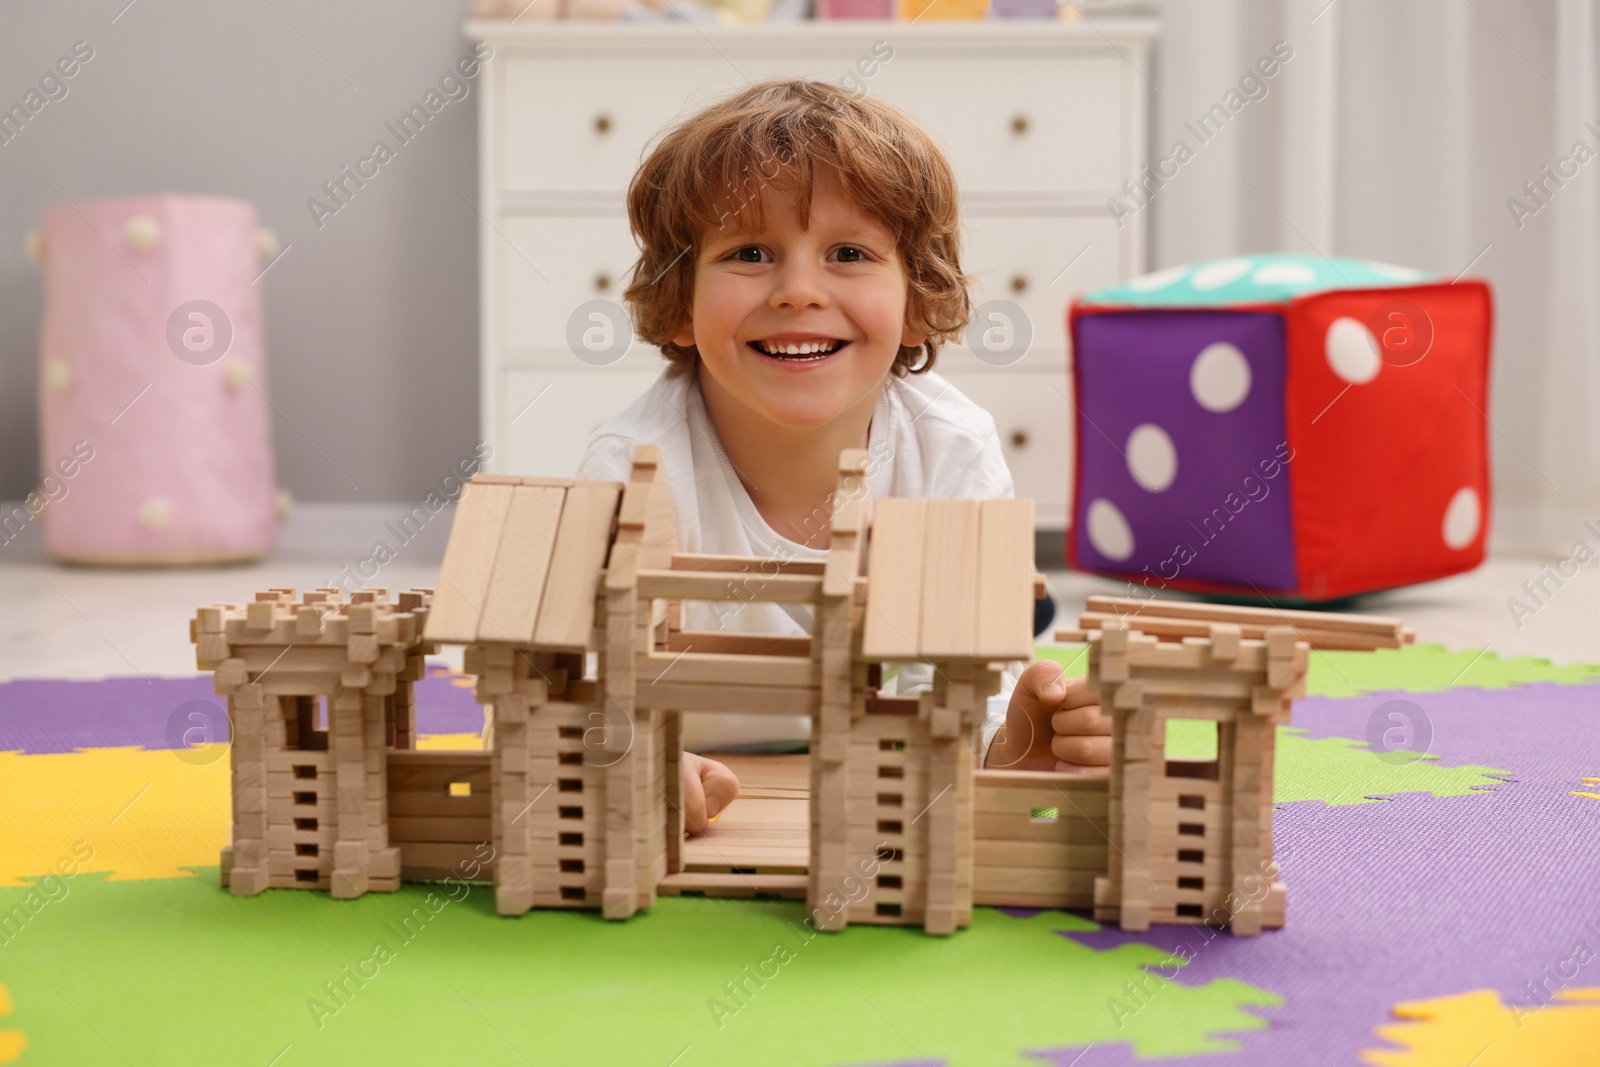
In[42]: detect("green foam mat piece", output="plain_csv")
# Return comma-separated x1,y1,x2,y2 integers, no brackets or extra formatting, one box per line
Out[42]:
1271,729,1510,806
1036,642,1600,700
1038,645,1519,807
1,873,1281,1066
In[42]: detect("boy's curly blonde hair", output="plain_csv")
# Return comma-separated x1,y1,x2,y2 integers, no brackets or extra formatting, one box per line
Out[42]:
623,78,972,377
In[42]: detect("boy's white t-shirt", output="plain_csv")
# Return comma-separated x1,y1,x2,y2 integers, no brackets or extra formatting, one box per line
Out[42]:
574,360,1025,756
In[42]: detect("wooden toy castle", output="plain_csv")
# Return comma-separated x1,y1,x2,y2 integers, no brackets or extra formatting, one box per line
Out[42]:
194,444,1413,936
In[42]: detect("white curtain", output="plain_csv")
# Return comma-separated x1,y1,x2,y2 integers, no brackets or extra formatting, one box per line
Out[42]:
1138,0,1600,555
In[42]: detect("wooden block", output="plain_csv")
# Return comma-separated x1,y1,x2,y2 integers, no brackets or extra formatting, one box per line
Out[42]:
531,482,621,648
347,633,379,664
1252,687,1285,715
425,480,516,644
1261,881,1287,928
1209,624,1242,662
246,600,277,631
861,498,926,660
917,500,980,658
214,658,248,692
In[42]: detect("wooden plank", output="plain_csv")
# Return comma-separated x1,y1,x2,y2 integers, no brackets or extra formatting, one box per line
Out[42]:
1069,612,1408,652
972,811,1110,844
638,651,819,688
861,498,926,660
1083,595,1407,645
657,872,807,899
918,499,981,659
972,884,1098,909
478,485,566,645
634,682,820,715
670,553,825,576
389,815,497,844
471,473,574,488
973,865,1105,898
425,483,518,643
975,499,1036,660
531,482,621,649
397,841,496,874
973,838,1109,870
663,630,813,658
635,571,822,604
424,480,515,644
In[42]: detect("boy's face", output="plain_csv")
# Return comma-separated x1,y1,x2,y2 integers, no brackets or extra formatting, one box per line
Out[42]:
673,165,926,431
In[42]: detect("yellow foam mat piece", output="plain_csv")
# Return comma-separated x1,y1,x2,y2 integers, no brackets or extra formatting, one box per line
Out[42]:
0,734,484,887
0,983,23,1065
0,746,230,888
1361,987,1600,1066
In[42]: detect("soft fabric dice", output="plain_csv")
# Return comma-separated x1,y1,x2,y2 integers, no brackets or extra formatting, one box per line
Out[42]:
1068,253,1493,602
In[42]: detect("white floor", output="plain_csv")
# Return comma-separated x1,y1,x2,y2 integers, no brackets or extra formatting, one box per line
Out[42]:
2,541,1596,682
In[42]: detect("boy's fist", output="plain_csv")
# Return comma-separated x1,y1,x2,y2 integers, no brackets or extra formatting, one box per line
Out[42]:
985,660,1112,773
681,751,740,835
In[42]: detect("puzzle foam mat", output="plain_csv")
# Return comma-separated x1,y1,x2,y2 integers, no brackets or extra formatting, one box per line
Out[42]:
2,648,1598,1066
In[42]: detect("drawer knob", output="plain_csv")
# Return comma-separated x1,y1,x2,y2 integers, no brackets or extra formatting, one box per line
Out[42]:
594,113,613,135
1010,274,1028,294
594,272,611,293
1010,429,1029,449
1010,113,1030,135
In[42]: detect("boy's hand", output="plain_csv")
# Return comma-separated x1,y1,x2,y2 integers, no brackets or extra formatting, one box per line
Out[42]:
681,752,741,835
984,660,1111,773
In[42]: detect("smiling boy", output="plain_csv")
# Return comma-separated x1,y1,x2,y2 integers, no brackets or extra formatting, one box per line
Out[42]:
576,80,1105,831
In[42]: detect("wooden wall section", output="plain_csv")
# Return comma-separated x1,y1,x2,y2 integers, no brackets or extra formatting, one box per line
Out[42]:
387,749,495,881
971,770,1109,909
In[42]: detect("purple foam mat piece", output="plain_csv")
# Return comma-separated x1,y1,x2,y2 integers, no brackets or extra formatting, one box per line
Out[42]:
1289,682,1600,790
0,664,484,755
1034,683,1600,1065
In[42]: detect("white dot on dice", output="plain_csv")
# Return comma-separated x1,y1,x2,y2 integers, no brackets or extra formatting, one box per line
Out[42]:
1191,258,1252,290
1442,486,1480,550
1087,498,1135,561
1190,342,1253,412
1326,317,1382,384
1126,423,1177,492
1129,265,1189,292
1253,262,1315,286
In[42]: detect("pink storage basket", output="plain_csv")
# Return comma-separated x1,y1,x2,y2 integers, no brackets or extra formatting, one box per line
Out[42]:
33,195,281,564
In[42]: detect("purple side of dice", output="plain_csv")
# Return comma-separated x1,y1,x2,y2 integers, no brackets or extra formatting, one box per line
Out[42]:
1072,310,1298,590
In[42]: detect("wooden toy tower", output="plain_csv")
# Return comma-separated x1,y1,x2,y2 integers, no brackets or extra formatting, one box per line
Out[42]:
1084,619,1306,935
195,588,434,897
417,444,1035,934
418,455,675,920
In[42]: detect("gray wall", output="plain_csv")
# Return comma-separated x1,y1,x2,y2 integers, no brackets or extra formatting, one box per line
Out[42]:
1,0,483,503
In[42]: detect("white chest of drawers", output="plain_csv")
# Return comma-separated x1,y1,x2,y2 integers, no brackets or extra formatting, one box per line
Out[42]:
467,17,1159,529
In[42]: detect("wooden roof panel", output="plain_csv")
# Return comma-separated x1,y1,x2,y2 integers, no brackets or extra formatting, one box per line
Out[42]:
423,480,517,645
975,498,1036,660
861,498,926,660
478,484,566,645
530,481,622,649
